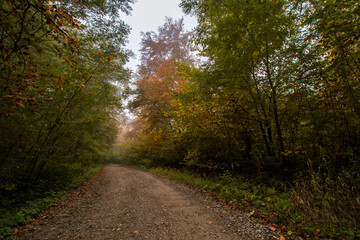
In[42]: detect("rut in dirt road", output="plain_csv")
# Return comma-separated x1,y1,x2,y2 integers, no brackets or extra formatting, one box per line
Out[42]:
22,165,279,239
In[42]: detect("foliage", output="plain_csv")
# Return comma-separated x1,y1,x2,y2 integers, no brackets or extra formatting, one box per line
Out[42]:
123,0,360,237
124,18,193,167
0,0,132,187
151,167,360,239
0,0,132,235
0,164,102,238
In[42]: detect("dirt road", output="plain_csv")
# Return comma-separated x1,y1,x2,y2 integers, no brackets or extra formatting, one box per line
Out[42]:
22,165,278,239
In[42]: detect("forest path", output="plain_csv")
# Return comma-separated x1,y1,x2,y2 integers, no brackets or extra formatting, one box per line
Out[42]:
22,165,278,240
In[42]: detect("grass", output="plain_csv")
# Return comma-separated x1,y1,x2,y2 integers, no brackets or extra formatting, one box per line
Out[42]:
0,164,102,238
149,167,360,240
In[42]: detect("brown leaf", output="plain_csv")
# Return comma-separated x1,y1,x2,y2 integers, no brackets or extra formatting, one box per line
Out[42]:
270,226,276,232
280,235,286,240
248,210,255,217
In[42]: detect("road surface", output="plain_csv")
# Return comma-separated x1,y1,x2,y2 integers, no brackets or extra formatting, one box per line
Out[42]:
21,165,278,239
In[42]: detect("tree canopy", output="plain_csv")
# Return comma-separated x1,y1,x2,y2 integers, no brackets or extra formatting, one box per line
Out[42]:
0,0,133,186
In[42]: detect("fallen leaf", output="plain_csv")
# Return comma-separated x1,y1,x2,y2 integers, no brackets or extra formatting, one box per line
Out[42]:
248,210,255,217
280,235,286,240
207,221,214,225
50,227,56,231
314,229,321,235
133,230,139,234
222,210,228,214
270,226,276,231
206,206,210,209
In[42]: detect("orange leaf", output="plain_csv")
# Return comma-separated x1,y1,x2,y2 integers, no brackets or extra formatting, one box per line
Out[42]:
207,221,214,225
133,230,139,234
17,102,25,108
280,235,286,240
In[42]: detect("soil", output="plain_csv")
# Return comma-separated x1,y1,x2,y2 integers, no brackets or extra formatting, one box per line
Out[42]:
17,165,280,239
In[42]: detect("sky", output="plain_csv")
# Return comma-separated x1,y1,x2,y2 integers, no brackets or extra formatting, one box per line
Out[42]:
120,0,197,72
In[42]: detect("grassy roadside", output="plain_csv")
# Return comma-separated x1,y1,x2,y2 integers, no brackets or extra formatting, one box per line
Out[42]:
148,167,359,240
0,164,103,238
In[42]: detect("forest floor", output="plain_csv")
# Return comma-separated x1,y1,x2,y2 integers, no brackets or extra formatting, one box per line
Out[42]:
13,165,280,240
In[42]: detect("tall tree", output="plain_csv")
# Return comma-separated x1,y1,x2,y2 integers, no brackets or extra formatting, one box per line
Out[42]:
129,18,193,166
0,0,133,184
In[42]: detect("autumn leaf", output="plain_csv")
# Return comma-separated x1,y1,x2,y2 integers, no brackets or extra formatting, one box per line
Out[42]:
280,235,286,240
248,210,255,217
207,221,214,225
16,102,25,108
133,230,139,234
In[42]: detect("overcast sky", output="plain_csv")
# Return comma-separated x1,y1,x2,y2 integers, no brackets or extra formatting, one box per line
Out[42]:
121,0,197,72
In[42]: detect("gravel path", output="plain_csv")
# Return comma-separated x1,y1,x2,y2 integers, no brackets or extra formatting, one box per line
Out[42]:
21,165,279,239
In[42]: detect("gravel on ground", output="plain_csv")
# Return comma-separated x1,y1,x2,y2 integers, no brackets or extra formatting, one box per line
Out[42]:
18,165,280,240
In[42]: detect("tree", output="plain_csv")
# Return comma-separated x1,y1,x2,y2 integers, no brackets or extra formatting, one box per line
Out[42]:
0,0,133,185
129,18,193,166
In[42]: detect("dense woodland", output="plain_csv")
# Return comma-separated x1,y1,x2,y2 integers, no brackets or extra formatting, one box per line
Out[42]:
120,0,360,237
0,0,359,238
0,0,133,236
0,0,133,184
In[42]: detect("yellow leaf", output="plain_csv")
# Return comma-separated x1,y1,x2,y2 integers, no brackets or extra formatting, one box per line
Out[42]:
17,102,25,108
280,235,286,240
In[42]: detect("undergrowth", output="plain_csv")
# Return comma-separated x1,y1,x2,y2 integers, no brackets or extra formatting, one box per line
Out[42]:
0,164,102,238
150,167,360,240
